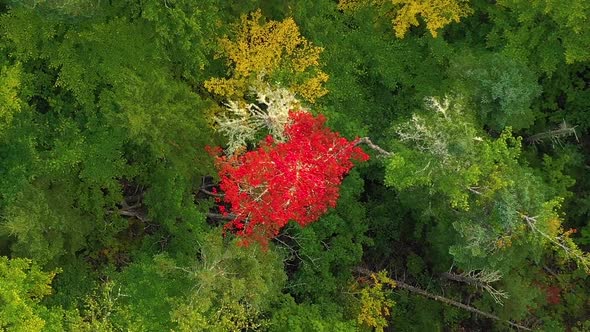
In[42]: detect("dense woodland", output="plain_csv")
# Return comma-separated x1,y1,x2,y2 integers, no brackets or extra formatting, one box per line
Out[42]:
1,0,590,331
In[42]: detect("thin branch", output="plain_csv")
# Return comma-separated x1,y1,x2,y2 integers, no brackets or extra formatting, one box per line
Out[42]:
467,186,484,195
356,137,393,157
112,209,149,223
543,265,559,279
394,280,527,329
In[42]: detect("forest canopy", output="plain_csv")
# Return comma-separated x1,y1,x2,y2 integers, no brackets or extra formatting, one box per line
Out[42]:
1,0,589,331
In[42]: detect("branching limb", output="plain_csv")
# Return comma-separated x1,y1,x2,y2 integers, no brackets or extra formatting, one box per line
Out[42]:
442,270,508,305
527,121,579,145
395,279,529,331
521,214,590,273
543,265,559,279
108,199,150,223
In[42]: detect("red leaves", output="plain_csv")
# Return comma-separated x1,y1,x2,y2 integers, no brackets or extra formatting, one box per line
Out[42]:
545,286,561,305
209,111,369,245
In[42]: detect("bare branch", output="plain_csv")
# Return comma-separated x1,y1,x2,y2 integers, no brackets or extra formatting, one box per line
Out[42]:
467,186,483,195
443,270,509,305
109,208,149,223
395,279,528,330
273,236,319,268
543,265,559,279
356,137,393,157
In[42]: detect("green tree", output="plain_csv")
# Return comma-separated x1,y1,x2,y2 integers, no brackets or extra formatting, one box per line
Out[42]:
486,0,590,73
449,52,541,130
0,256,85,331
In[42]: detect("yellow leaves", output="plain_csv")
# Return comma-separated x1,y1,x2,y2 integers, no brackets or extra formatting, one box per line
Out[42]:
538,198,565,238
495,236,513,249
292,71,329,102
545,217,562,238
337,0,365,12
205,10,328,103
392,0,473,38
338,0,473,38
354,271,396,332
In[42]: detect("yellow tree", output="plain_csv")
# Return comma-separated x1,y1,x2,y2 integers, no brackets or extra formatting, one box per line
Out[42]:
339,0,473,38
353,271,396,332
205,10,328,103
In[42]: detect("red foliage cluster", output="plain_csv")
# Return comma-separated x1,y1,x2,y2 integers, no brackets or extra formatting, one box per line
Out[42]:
532,280,561,305
545,285,561,305
209,111,369,245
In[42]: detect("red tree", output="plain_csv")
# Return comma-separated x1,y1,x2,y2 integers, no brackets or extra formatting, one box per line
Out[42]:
210,111,369,245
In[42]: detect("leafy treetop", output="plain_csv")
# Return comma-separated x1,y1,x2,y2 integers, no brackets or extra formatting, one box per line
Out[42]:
339,0,473,38
210,111,369,245
205,10,328,102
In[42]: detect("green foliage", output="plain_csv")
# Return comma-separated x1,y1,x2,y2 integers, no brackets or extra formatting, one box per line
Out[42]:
486,0,590,73
141,166,210,254
0,257,55,331
384,94,589,297
269,298,357,331
169,230,287,331
391,291,455,331
0,256,83,332
0,0,216,264
338,0,473,38
140,0,224,83
0,64,22,135
385,96,522,209
93,255,192,331
1,185,97,263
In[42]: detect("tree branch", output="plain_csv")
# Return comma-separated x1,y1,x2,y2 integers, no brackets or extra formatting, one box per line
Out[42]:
356,137,393,157
109,208,149,223
199,188,224,197
442,271,486,288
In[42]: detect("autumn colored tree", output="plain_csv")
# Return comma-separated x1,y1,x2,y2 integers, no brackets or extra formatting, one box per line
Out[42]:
211,110,369,244
204,10,328,102
338,0,473,38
